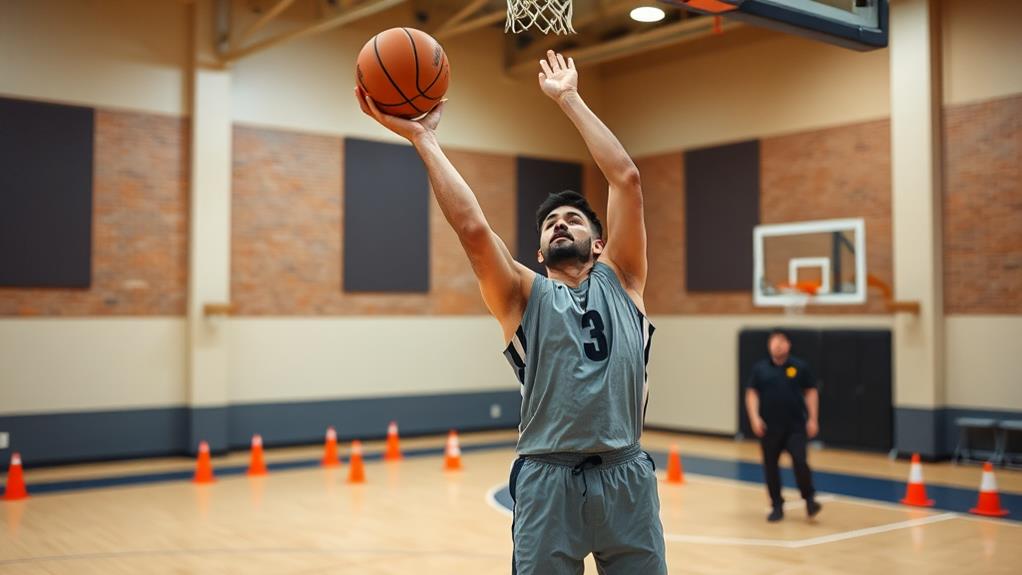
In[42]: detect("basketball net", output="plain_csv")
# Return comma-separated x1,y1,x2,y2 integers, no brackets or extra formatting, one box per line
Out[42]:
506,0,575,34
778,283,817,317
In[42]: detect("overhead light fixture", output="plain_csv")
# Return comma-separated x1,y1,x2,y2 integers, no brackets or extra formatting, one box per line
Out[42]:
630,6,666,22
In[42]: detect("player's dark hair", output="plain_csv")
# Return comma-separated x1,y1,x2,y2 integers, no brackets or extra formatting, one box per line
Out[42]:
535,190,603,239
768,328,790,342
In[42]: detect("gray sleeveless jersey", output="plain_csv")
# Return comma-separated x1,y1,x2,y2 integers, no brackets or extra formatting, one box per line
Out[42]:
503,262,655,455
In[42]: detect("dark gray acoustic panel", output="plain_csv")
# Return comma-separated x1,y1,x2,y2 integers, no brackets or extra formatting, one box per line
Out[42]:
684,140,760,291
0,97,94,287
516,157,583,274
343,138,429,292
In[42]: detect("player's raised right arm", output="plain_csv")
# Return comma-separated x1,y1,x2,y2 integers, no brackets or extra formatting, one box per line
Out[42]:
355,89,533,333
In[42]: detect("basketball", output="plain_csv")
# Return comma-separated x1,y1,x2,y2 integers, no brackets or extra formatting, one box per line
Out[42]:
356,27,450,119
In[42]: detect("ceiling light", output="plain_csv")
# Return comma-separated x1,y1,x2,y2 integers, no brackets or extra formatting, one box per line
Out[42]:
630,6,666,23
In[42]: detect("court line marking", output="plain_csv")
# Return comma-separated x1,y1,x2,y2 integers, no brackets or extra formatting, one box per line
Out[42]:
662,513,958,548
661,534,792,548
486,483,513,519
788,513,958,548
655,470,1020,527
485,481,836,520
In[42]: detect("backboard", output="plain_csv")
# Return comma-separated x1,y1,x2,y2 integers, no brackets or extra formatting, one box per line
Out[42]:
661,0,888,51
753,218,866,307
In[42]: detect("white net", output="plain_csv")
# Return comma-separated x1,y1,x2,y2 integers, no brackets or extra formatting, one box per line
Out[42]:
506,0,575,34
780,286,812,317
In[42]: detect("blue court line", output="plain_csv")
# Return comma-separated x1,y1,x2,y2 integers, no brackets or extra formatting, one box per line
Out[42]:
642,451,1021,522
5,443,1020,522
1,440,518,496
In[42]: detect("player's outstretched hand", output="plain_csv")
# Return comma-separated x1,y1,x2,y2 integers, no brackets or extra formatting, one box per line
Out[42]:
538,50,578,102
355,86,444,142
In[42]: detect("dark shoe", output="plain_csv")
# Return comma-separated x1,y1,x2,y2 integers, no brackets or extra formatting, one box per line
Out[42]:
767,507,784,522
807,499,822,518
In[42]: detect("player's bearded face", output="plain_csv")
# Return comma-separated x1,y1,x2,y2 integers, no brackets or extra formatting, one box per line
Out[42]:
544,232,592,266
539,208,599,267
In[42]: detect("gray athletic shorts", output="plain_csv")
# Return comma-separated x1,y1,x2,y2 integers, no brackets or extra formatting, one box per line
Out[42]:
509,443,667,575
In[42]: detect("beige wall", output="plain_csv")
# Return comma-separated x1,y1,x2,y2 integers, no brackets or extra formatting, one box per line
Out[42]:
0,0,189,115
0,320,186,415
12,316,1021,424
231,13,594,161
942,0,1022,106
945,317,1022,411
228,318,515,403
600,31,890,157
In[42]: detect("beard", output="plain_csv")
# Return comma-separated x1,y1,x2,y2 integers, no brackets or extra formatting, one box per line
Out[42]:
543,237,592,267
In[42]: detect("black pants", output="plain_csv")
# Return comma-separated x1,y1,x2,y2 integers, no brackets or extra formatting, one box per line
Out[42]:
760,428,815,508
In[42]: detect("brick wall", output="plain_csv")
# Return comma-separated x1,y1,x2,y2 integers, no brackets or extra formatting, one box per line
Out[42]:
4,98,1016,318
943,94,1022,314
633,118,893,315
760,119,893,315
432,149,516,314
230,125,517,315
0,109,189,316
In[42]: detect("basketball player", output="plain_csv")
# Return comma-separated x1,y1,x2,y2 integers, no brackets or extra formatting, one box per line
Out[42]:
745,329,822,522
356,50,666,574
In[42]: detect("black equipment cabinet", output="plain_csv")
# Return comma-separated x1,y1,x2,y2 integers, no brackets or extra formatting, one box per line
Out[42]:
737,328,892,451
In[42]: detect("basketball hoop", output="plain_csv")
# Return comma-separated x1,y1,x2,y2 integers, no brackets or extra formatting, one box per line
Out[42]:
506,0,575,34
777,282,819,316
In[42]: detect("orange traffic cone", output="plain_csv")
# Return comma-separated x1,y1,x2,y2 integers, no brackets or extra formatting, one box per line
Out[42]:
384,421,402,461
444,430,463,471
970,462,1009,517
247,434,268,476
900,454,934,507
193,441,215,484
322,426,340,467
348,440,366,484
666,445,684,484
3,453,29,501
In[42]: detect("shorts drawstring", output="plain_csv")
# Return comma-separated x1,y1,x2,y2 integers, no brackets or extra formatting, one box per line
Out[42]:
572,455,604,496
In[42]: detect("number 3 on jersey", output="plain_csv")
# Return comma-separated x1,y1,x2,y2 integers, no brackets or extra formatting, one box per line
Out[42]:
581,310,609,361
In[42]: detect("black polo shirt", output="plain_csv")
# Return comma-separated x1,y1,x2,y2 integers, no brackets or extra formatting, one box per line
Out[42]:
748,355,816,429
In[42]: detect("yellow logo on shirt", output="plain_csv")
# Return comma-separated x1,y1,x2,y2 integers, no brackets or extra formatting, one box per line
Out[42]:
786,366,798,378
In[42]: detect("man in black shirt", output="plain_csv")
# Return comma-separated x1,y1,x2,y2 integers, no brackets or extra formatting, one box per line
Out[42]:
745,329,822,522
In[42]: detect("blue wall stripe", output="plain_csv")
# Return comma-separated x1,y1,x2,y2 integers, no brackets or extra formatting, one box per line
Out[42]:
0,407,191,464
0,390,523,466
895,406,1022,459
4,440,517,496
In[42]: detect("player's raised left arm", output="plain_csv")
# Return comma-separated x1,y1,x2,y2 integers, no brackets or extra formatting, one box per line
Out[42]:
538,50,646,292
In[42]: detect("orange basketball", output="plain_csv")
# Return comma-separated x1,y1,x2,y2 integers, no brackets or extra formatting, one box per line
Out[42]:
356,27,450,120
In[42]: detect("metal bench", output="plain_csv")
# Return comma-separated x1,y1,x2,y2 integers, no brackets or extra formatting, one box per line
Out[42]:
952,417,999,465
997,420,1022,469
